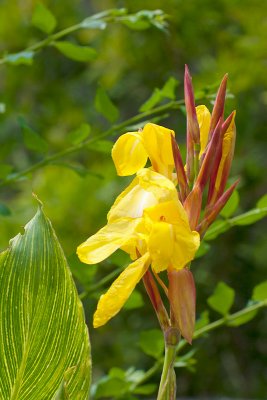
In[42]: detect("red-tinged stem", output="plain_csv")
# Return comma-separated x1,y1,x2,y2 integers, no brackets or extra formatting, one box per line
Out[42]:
186,126,194,184
143,270,170,331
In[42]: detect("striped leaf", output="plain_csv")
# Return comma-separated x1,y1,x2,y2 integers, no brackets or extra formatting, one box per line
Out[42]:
0,202,91,399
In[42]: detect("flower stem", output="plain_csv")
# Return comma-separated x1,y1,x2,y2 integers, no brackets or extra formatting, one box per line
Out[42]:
157,328,179,400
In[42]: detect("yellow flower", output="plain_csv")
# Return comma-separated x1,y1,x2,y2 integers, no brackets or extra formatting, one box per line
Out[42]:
77,170,199,328
111,123,175,179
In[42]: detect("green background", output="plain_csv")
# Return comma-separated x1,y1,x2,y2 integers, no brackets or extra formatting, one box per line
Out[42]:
0,0,266,398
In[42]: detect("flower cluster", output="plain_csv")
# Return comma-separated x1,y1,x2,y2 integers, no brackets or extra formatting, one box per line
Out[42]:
77,66,237,344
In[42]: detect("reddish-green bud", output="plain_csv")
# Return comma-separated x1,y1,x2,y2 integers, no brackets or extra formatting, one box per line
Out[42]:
184,65,200,145
168,268,196,344
209,74,228,140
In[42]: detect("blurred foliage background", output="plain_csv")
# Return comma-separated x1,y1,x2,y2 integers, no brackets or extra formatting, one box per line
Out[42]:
0,0,266,398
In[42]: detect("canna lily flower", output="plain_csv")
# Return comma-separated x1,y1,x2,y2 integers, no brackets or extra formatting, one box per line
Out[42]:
77,169,200,329
78,66,237,346
112,123,175,180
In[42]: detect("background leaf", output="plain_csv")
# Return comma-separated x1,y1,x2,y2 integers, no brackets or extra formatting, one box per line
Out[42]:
207,281,235,316
31,3,57,34
18,116,48,153
5,51,34,65
0,203,91,399
94,87,119,122
252,281,267,301
53,41,97,62
138,329,164,359
220,190,240,218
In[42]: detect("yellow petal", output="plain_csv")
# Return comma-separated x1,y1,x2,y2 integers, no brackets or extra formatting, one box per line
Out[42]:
145,201,200,272
77,218,142,264
148,222,175,273
141,123,175,177
93,252,150,327
108,169,177,223
112,132,148,176
196,105,211,158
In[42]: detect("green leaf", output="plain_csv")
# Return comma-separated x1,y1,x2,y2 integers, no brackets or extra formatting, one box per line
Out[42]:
31,2,57,34
139,88,162,112
256,193,267,209
204,220,230,240
195,310,210,331
5,51,34,66
161,77,179,99
0,164,13,179
207,281,235,316
94,376,130,399
18,116,48,153
124,290,144,310
53,41,97,62
94,87,119,122
0,202,91,399
133,384,157,395
139,329,164,359
87,139,113,154
195,241,210,258
252,280,267,301
227,308,258,327
0,203,11,216
0,103,6,113
231,208,267,226
67,123,91,145
220,190,239,218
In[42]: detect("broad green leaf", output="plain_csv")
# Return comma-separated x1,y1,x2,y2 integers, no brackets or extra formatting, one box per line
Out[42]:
18,116,48,153
207,281,235,316
67,123,91,145
204,220,230,240
195,241,210,258
94,87,119,122
0,203,11,216
139,329,164,359
220,190,239,218
124,290,144,310
231,208,267,226
161,77,179,99
53,41,97,62
0,164,13,179
252,280,267,301
5,51,34,66
31,3,57,34
139,89,162,112
256,193,267,209
0,202,91,399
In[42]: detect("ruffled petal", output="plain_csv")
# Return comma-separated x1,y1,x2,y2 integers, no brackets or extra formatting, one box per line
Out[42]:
108,169,177,223
112,132,148,176
77,218,142,264
93,252,150,327
145,200,200,271
196,105,211,158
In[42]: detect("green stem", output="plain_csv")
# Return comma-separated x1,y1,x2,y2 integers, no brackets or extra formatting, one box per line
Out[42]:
0,100,181,188
157,343,177,400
